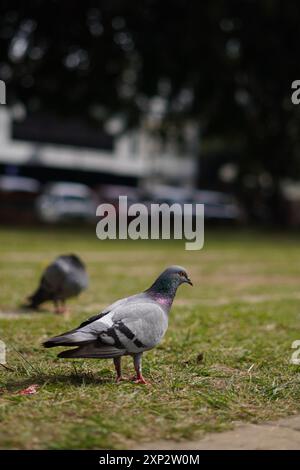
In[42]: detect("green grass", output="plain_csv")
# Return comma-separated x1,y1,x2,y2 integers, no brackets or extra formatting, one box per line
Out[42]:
1,226,300,449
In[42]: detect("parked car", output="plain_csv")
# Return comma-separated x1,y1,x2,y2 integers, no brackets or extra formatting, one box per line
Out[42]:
0,175,41,224
97,184,139,213
36,182,97,223
194,190,244,222
140,184,194,215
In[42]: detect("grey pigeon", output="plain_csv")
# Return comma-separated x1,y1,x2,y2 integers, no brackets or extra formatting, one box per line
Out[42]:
43,266,192,384
27,254,88,313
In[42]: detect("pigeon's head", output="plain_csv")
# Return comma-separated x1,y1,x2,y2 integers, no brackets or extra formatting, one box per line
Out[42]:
163,265,193,287
149,265,193,296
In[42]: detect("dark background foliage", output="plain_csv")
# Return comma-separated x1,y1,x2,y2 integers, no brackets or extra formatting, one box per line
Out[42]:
1,0,300,222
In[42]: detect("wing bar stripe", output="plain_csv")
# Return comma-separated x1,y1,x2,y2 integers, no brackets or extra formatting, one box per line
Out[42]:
133,338,145,348
105,327,125,349
117,321,135,340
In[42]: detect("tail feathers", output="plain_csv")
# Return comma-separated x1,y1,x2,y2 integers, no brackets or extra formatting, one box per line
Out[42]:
44,339,72,348
43,331,97,348
58,344,125,359
27,286,51,308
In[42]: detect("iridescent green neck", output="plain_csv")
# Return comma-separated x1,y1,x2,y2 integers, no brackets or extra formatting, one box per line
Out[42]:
146,276,179,309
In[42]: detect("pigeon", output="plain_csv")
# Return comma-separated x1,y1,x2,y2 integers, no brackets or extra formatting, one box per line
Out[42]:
26,254,88,313
43,266,192,384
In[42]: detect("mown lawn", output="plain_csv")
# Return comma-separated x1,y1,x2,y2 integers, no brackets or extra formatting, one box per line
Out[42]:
1,226,300,449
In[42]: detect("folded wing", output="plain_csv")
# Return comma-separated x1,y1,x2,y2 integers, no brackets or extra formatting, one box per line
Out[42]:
43,296,168,358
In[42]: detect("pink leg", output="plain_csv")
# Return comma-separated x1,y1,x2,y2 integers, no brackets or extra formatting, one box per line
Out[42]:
132,353,149,385
114,357,125,382
54,300,67,314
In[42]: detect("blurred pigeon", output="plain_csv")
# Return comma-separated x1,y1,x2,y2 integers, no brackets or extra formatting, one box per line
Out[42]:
43,266,192,384
26,254,88,314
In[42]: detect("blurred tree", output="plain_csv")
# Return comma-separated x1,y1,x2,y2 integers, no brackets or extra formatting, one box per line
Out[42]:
0,0,300,222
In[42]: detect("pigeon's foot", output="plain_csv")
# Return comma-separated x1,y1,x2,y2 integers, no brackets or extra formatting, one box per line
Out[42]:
55,305,68,315
115,375,127,383
130,374,149,385
54,299,68,315
134,377,149,385
129,374,137,381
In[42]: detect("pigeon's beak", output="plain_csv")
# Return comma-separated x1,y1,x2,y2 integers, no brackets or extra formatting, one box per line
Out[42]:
185,277,193,286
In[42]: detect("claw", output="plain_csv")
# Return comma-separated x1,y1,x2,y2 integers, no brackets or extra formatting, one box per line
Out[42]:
129,375,137,381
115,376,127,383
134,376,149,385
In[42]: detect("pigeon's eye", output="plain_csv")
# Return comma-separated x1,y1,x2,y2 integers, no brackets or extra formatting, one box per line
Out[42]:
179,271,186,277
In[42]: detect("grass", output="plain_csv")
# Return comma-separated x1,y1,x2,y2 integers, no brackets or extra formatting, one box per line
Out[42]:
1,226,300,449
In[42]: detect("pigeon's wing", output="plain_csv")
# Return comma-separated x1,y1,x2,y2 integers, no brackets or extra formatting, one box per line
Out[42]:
43,296,167,355
78,296,130,328
107,302,169,353
60,255,89,290
60,254,85,270
77,291,150,327
27,260,65,307
51,298,130,358
40,261,66,293
29,255,88,308
57,343,124,359
53,301,168,359
43,295,135,347
78,301,168,354
42,256,88,298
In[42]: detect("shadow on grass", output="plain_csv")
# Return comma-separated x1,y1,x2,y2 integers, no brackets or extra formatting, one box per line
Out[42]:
1,370,114,394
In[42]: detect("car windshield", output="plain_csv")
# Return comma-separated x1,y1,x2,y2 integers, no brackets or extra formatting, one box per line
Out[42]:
62,195,89,202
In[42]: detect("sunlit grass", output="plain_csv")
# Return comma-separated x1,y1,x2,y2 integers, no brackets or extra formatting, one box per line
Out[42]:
1,226,300,449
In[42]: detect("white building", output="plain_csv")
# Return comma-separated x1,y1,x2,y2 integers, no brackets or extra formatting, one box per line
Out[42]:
0,108,198,188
